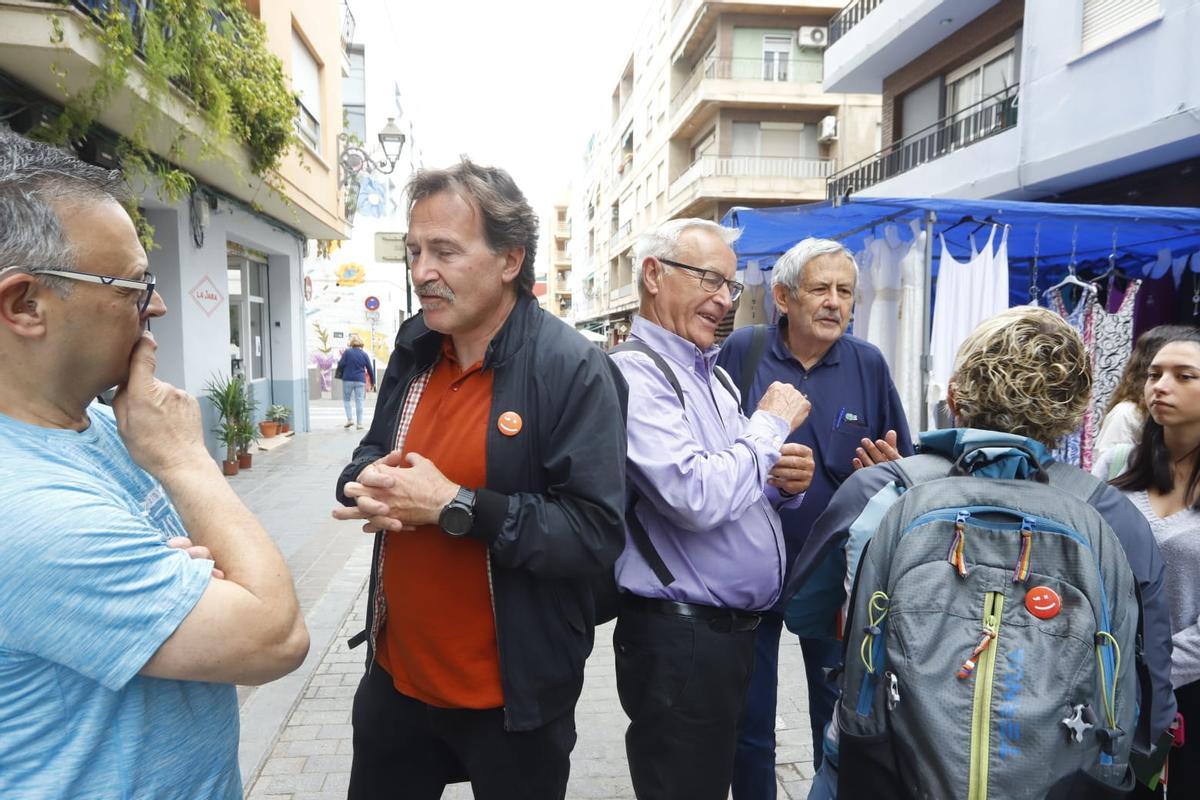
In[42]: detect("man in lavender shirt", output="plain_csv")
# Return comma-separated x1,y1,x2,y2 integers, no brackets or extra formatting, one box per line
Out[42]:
609,218,815,800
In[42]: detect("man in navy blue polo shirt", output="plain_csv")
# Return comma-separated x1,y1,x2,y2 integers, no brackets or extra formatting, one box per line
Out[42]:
718,237,912,799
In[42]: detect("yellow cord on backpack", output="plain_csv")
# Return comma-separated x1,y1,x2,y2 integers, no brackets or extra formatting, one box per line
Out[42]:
859,591,890,675
1094,631,1122,729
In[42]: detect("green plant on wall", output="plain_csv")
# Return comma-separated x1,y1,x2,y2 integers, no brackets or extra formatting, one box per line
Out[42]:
312,322,333,355
38,0,301,249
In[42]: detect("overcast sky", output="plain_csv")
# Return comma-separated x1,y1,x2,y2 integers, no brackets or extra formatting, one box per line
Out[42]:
353,0,649,218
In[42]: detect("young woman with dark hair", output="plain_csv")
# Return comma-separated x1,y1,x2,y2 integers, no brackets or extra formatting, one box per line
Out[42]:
1098,326,1200,797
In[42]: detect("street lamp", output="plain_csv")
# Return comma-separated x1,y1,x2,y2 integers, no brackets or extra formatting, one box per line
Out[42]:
337,117,406,191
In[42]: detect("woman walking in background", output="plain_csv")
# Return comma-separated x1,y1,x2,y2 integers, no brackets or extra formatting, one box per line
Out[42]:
336,335,375,430
1096,326,1200,797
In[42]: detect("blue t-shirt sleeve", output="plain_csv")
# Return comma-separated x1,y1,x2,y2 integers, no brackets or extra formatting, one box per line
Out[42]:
0,486,212,691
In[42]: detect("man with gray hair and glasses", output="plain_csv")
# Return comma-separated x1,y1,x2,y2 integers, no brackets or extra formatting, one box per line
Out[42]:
609,218,815,799
0,129,309,799
717,237,911,799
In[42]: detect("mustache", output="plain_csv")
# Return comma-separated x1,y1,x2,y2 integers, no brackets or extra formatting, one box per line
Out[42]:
416,282,454,301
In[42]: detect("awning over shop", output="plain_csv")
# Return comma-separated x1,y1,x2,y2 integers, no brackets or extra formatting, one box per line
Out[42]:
725,197,1200,306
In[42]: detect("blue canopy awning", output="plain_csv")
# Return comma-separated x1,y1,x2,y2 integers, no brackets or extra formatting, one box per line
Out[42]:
724,197,1200,306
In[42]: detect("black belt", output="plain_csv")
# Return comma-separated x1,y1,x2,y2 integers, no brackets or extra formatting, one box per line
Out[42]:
621,593,761,633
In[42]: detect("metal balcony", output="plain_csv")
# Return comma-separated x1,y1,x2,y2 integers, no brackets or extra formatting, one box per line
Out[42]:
829,0,887,46
827,84,1019,199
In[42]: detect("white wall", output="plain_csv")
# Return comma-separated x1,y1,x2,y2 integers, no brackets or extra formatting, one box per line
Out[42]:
1015,0,1200,196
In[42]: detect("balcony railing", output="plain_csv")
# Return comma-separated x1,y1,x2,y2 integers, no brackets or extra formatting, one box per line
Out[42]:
827,85,1019,199
608,220,632,250
829,0,888,46
671,57,824,115
341,2,357,45
671,155,835,198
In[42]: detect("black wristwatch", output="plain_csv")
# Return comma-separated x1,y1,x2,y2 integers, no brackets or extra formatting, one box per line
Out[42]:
438,487,476,537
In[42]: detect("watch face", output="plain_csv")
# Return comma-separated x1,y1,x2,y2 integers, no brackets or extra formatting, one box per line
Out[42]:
440,505,473,536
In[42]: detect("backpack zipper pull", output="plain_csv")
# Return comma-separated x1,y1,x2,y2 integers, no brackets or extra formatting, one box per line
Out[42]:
947,510,970,577
957,622,997,680
1012,517,1034,583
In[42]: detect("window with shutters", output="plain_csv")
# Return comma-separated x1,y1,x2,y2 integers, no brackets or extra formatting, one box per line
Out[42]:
291,28,323,152
1081,0,1160,53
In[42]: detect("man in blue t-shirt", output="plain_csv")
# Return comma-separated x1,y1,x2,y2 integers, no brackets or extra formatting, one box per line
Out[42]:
718,238,912,800
0,130,309,799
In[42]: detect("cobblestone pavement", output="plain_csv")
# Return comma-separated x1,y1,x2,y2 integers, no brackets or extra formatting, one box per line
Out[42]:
239,399,816,799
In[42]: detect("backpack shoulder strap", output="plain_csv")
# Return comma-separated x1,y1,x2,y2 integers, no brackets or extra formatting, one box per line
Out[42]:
891,453,953,489
607,339,678,588
713,365,739,405
1044,461,1107,505
610,340,683,408
737,324,770,416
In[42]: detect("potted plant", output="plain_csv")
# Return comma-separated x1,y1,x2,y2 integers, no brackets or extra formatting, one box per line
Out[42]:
236,418,258,469
258,418,279,438
268,403,292,434
215,420,240,476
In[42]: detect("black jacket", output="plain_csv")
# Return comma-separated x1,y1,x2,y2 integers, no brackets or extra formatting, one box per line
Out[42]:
336,295,628,731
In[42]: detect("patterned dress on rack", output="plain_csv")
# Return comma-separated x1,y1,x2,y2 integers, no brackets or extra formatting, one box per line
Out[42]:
1088,279,1141,469
1046,283,1097,469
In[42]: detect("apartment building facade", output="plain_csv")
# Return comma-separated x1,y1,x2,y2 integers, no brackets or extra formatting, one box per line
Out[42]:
0,0,352,454
824,0,1200,205
538,195,575,321
572,0,883,340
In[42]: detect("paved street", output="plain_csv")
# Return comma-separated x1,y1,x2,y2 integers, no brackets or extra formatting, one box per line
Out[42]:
236,398,815,799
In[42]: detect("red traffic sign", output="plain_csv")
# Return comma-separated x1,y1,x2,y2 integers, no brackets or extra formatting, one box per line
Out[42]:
364,295,381,311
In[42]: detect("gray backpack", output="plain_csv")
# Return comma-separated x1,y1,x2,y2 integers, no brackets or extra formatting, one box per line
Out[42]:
837,444,1143,799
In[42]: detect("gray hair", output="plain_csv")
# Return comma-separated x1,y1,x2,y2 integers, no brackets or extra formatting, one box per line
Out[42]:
406,158,539,295
633,218,741,297
0,127,128,296
770,237,858,293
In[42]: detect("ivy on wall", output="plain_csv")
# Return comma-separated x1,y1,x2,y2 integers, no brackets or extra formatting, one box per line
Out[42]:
36,0,301,247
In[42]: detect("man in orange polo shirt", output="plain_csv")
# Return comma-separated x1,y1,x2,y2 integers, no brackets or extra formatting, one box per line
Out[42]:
334,159,628,799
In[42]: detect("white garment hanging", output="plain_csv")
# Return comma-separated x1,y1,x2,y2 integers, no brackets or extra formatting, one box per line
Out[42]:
896,218,927,435
863,225,908,371
734,261,768,328
1172,254,1190,288
853,235,875,340
927,227,1009,425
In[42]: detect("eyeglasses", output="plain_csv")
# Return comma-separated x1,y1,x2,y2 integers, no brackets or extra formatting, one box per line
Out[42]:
4,266,157,315
658,258,743,302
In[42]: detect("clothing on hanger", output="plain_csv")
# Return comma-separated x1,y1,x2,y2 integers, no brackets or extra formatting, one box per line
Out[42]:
862,224,909,370
853,235,876,340
927,227,1007,426
896,218,927,435
734,261,768,329
1088,279,1142,470
1046,282,1097,469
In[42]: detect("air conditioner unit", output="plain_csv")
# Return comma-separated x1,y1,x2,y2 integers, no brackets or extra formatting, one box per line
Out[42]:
818,115,838,143
798,25,829,48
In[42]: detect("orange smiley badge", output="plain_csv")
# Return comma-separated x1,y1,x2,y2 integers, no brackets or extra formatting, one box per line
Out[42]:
1025,586,1062,620
497,411,523,437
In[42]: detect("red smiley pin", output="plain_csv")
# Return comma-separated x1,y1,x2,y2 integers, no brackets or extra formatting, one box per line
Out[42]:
1025,586,1062,620
498,411,523,436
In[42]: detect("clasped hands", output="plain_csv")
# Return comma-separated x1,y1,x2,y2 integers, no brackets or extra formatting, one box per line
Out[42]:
331,451,460,534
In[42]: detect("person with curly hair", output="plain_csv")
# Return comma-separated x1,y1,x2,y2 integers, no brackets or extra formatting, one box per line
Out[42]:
1095,326,1186,461
788,305,1177,800
1095,326,1200,797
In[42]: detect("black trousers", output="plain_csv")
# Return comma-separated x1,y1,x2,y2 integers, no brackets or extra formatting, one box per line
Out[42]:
614,597,759,800
348,663,576,800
